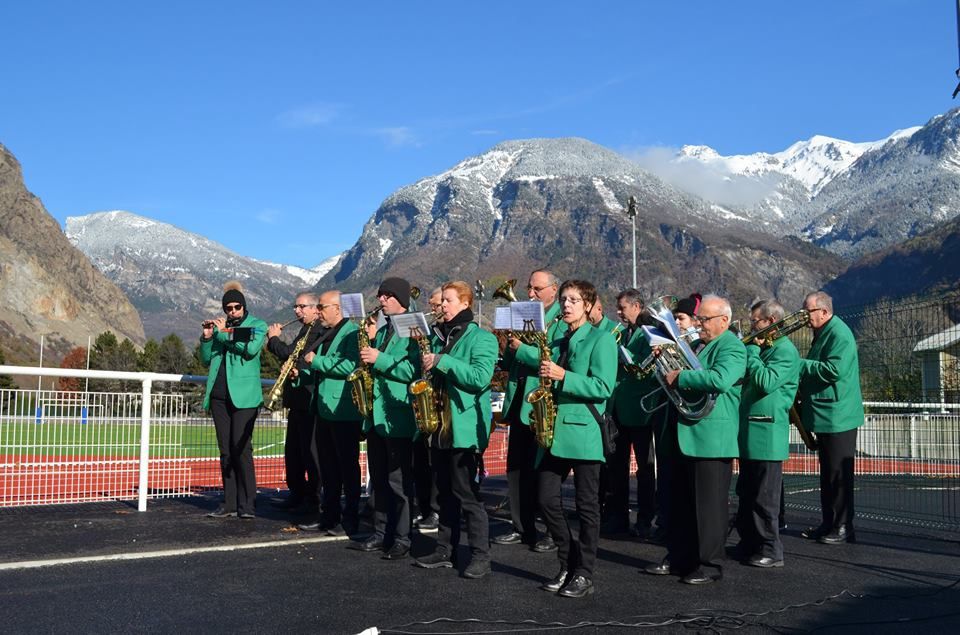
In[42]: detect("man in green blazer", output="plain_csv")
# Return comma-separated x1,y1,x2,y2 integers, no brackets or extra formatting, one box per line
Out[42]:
798,291,865,545
199,283,268,519
492,269,565,552
298,290,363,537
735,300,801,568
601,289,660,538
352,277,421,560
661,294,746,585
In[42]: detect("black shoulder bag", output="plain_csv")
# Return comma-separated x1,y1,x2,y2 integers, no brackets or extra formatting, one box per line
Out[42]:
586,402,618,456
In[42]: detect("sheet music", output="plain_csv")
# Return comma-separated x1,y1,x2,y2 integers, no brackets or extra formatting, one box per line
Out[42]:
493,307,512,330
510,301,545,331
641,325,675,347
391,312,431,338
618,345,635,365
340,293,365,319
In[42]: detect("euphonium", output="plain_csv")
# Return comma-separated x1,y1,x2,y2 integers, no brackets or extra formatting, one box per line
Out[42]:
346,304,381,419
525,320,558,449
638,299,717,421
409,327,446,436
265,320,315,411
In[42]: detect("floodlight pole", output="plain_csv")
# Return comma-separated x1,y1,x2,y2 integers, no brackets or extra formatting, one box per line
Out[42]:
626,196,638,289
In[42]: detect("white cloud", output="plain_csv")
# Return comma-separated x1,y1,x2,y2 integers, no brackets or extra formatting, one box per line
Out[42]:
372,126,420,148
625,145,781,208
256,208,282,224
277,103,340,128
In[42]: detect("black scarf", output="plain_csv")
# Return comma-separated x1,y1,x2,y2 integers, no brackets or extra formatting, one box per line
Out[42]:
437,308,474,349
226,312,245,328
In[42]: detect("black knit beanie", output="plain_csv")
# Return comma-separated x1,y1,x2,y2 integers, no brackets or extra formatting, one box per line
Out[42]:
377,277,411,309
222,288,246,312
674,293,702,317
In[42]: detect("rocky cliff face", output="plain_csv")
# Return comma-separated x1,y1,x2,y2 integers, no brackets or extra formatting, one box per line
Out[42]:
0,144,144,363
320,138,842,314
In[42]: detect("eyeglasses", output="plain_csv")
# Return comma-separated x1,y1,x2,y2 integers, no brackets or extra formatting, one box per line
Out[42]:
224,304,242,312
696,314,724,323
293,304,316,310
378,292,396,300
560,297,583,305
526,285,553,293
318,303,339,310
805,307,827,314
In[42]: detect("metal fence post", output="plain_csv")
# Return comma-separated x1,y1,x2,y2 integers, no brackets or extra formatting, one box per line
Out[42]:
137,378,153,512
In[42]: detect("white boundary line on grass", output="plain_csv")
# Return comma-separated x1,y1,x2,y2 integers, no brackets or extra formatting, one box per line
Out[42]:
0,534,349,571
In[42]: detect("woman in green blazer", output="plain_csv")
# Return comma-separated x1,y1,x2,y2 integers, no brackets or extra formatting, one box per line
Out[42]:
199,283,267,519
535,279,617,599
414,281,498,579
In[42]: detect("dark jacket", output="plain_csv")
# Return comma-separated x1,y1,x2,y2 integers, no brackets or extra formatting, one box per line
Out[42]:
267,322,327,411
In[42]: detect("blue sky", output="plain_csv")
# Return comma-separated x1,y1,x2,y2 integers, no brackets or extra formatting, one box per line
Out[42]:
1,1,953,268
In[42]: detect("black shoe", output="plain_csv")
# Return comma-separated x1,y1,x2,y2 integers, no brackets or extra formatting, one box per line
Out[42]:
818,525,856,544
381,543,410,560
801,524,830,540
558,575,594,598
325,524,348,537
205,507,234,519
414,512,440,530
747,555,784,568
681,569,719,585
462,555,491,579
414,551,454,569
533,536,557,553
238,512,255,520
540,567,569,592
492,531,523,545
342,519,360,536
643,559,677,576
348,537,384,552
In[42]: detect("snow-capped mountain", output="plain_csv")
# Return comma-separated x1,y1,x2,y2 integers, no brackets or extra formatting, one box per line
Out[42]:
66,211,339,340
321,137,840,314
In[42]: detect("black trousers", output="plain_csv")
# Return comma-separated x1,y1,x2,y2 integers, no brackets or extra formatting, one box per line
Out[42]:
667,454,732,578
284,407,320,505
432,448,489,555
604,423,656,526
366,430,414,548
817,428,858,530
538,453,601,579
413,436,437,517
735,459,783,560
316,419,362,526
209,398,258,515
505,417,540,542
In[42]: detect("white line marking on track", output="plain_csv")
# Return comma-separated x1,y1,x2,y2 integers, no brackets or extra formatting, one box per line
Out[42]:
0,534,349,571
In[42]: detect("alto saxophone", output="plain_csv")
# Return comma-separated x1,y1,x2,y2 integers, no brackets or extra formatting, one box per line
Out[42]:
346,307,380,419
525,324,557,449
409,328,447,436
265,320,315,411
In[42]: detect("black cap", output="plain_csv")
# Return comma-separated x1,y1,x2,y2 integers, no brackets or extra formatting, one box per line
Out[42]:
377,277,411,309
674,293,702,317
222,288,246,312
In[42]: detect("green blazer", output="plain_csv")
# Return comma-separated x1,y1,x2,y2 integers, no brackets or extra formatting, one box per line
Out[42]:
739,337,801,461
304,320,361,422
596,316,623,340
200,314,268,410
535,323,617,463
501,301,568,425
798,316,865,434
365,317,421,439
612,325,660,426
675,329,746,458
432,322,498,451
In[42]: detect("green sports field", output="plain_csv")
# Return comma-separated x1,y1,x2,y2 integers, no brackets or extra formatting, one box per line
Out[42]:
0,418,287,459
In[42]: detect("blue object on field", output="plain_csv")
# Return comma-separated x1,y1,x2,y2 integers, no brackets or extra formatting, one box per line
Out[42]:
81,406,88,425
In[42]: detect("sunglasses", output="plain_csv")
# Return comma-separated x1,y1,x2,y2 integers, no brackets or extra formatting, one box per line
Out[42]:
224,304,243,312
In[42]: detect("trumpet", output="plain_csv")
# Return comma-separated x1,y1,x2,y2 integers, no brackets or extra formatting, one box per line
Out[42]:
742,309,810,346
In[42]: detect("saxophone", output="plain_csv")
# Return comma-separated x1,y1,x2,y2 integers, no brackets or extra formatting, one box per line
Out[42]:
525,322,558,449
346,307,380,419
265,320,315,411
409,328,446,436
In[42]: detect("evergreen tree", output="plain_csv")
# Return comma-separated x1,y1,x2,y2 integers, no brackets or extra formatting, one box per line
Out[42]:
138,339,160,372
0,348,15,390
